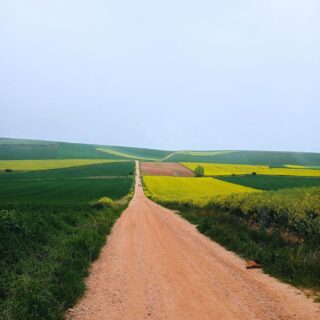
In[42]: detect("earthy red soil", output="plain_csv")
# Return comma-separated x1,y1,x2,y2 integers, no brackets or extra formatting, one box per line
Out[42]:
141,162,194,176
68,161,320,320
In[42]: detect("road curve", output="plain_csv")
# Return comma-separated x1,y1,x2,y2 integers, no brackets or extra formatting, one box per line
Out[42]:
68,161,320,320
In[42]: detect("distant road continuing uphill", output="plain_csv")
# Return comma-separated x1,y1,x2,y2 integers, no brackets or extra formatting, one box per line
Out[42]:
68,161,320,320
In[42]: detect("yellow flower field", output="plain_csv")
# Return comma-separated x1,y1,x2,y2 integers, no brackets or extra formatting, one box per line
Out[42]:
143,176,259,206
182,163,320,177
0,159,124,171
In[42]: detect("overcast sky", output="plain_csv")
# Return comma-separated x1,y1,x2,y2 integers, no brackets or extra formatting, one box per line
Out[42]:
0,0,319,152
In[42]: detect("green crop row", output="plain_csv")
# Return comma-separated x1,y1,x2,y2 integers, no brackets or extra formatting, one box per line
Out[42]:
216,175,320,191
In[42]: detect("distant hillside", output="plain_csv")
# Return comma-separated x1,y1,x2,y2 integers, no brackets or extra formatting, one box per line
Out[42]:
165,150,320,167
1,138,320,166
0,138,171,161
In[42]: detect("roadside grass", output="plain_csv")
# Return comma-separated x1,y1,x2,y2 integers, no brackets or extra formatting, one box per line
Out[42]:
216,175,320,191
179,209,320,299
148,187,320,299
0,200,131,320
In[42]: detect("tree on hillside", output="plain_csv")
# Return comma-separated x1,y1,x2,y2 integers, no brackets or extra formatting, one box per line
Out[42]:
195,165,204,177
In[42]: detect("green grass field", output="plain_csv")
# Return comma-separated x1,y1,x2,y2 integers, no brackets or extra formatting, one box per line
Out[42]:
0,178,132,205
0,202,128,320
0,162,135,204
216,175,320,191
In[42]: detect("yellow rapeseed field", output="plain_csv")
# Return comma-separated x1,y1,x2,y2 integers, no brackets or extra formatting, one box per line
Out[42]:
284,165,305,169
0,159,123,171
143,176,259,206
182,163,320,177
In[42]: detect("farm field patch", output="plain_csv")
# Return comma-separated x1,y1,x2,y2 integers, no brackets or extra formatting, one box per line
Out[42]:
141,162,194,176
143,176,259,206
0,178,132,204
97,148,160,161
0,159,124,171
217,175,320,191
0,162,135,204
183,162,320,177
0,161,135,180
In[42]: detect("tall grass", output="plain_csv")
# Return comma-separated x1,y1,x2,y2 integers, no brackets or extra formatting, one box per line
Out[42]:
0,198,130,319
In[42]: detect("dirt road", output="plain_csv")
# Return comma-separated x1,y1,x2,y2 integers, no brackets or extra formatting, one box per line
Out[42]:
69,161,320,320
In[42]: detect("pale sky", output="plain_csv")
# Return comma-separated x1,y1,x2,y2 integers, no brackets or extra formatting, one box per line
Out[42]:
0,0,319,152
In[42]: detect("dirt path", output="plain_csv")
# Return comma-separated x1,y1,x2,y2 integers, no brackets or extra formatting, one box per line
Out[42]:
68,161,320,320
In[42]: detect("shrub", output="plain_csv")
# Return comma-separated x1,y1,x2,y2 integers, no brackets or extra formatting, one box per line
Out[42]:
194,165,204,177
4,168,13,173
90,197,114,209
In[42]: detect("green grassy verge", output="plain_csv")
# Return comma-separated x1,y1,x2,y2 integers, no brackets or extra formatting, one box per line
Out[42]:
216,175,320,190
0,199,130,320
179,209,320,299
151,187,320,299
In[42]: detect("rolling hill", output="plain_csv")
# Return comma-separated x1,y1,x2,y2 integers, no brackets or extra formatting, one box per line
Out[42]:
1,137,320,167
